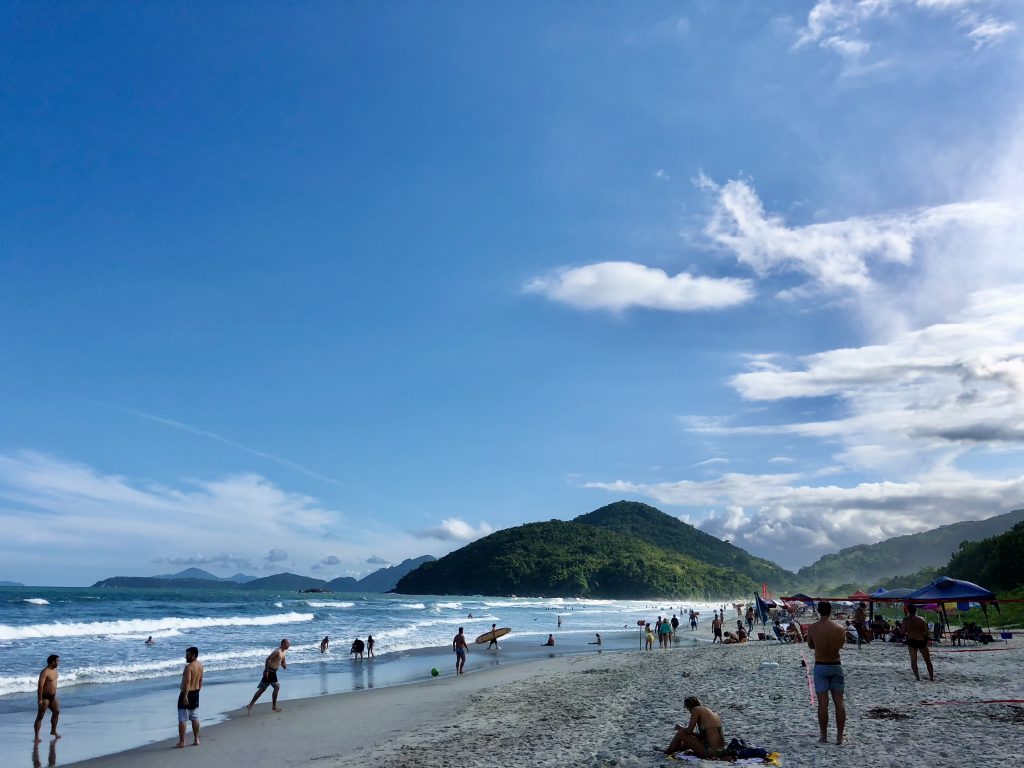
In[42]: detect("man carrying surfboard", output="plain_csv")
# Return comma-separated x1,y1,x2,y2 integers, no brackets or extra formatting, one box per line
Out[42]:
453,627,468,675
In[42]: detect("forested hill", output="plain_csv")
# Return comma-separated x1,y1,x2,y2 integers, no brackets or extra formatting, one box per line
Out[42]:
574,501,794,590
795,508,1024,589
947,521,1024,592
393,519,754,599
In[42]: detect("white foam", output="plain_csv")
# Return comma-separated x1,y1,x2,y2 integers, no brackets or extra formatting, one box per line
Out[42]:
398,602,426,610
434,602,462,609
0,611,315,641
305,601,355,608
274,602,284,608
22,598,50,605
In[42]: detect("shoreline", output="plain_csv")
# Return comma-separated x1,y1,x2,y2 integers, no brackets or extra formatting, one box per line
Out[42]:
63,635,1024,768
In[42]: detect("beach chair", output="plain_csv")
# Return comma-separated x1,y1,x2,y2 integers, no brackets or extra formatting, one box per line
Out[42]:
772,625,790,643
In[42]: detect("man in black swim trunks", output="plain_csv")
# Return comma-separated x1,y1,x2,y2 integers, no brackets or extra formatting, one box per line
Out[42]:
903,605,934,681
176,646,203,747
34,654,61,743
246,638,290,714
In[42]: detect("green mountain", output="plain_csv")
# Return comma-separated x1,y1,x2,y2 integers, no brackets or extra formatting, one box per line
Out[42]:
795,508,1024,590
91,576,238,590
0,580,25,587
947,521,1024,592
239,572,329,591
394,519,754,599
574,501,795,590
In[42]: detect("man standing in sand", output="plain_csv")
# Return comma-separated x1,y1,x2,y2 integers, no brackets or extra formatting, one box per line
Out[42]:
176,646,203,748
805,601,847,745
453,627,468,674
34,655,61,743
903,604,935,681
246,638,290,714
711,612,722,644
853,601,870,646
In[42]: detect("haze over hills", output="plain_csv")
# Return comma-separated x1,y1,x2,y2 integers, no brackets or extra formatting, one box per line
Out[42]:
395,513,759,599
152,568,256,583
795,508,1024,590
575,501,795,590
93,556,436,592
0,581,24,587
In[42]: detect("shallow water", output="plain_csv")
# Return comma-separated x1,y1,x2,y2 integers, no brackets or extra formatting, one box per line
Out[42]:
0,586,720,766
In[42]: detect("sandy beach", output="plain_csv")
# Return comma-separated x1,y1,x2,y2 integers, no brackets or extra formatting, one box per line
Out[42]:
66,631,1022,768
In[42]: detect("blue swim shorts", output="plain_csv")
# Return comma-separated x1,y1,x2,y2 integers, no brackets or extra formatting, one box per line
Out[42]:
813,663,845,694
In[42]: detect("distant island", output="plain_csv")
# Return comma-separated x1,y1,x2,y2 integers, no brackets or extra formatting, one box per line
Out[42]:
0,580,24,587
92,557,436,593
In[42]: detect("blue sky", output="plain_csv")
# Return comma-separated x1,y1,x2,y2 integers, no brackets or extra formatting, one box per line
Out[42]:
2,1,1023,586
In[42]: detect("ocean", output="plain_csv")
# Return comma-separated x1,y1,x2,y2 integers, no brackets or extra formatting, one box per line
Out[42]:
0,586,721,766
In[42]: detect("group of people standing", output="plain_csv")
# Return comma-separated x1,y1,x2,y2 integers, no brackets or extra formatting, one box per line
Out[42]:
644,614,680,649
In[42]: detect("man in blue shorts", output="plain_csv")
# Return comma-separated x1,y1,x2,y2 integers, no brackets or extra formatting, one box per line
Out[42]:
453,627,468,674
805,601,847,745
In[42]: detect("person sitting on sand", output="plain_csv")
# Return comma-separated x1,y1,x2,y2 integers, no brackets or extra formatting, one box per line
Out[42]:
543,634,555,646
663,696,727,758
722,631,740,644
589,633,602,645
786,622,802,647
890,621,906,643
350,638,365,659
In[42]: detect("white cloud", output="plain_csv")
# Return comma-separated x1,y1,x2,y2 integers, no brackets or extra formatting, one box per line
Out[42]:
701,175,1015,299
0,451,358,582
795,0,1017,59
586,472,1024,568
654,169,671,180
962,14,1018,48
525,261,753,313
691,457,729,468
416,518,493,542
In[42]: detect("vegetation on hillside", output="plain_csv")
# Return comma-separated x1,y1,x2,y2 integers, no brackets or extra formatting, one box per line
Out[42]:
394,520,755,599
946,521,1024,593
574,501,795,590
794,508,1024,588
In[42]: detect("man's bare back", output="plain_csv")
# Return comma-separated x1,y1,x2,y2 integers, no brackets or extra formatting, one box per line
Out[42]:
904,615,928,641
806,619,846,662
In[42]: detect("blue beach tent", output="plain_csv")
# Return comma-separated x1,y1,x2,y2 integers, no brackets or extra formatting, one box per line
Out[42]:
906,577,996,603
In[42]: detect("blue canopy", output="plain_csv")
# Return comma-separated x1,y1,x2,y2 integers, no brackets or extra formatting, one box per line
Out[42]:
907,576,996,603
872,587,915,600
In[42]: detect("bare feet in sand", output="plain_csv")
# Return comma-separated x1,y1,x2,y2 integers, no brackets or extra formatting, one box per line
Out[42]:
246,704,253,715
272,706,283,712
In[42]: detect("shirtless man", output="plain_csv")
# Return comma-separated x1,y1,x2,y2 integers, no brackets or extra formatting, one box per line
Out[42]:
663,696,727,758
853,602,870,646
246,638,290,714
176,646,203,748
453,627,468,674
34,655,60,743
805,601,847,745
903,604,935,681
486,623,500,650
711,613,722,643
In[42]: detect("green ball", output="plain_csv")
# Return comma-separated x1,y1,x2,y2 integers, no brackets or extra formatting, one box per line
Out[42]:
431,667,440,677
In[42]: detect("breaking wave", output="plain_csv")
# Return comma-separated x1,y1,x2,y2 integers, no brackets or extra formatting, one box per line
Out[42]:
0,612,315,641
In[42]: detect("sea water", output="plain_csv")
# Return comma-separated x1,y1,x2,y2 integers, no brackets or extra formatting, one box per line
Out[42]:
0,586,720,765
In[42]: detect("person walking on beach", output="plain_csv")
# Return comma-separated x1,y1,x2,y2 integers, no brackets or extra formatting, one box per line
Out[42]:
367,635,375,658
645,623,654,650
745,606,755,635
487,623,500,650
662,696,727,758
453,627,468,674
903,605,935,681
176,646,203,748
671,614,679,645
853,602,870,646
806,602,847,745
34,655,61,743
246,638,290,714
711,613,722,643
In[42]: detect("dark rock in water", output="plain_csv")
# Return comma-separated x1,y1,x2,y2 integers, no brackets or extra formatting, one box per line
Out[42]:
301,588,331,593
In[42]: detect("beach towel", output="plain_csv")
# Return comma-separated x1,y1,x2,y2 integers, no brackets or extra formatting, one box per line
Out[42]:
668,753,780,765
